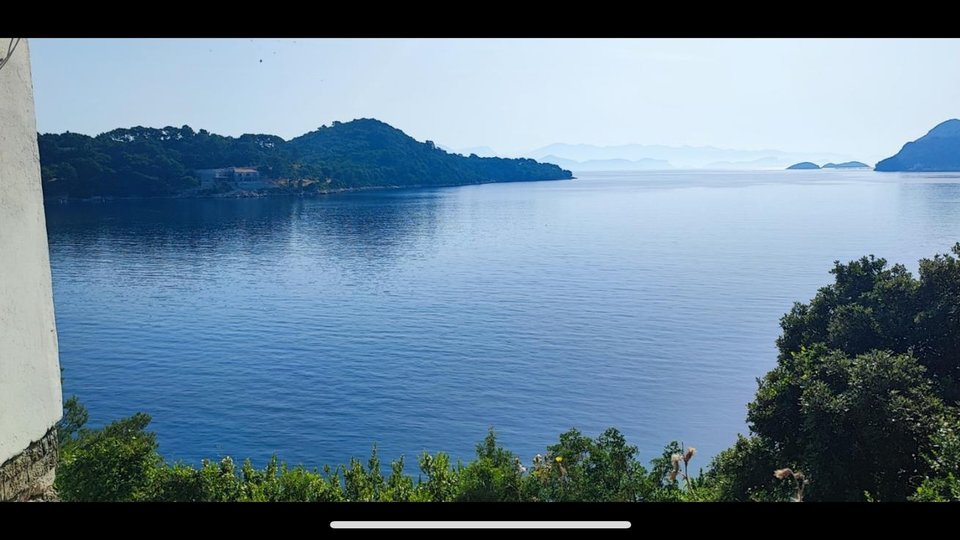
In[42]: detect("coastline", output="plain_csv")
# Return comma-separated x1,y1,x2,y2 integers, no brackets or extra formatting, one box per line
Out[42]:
44,176,576,204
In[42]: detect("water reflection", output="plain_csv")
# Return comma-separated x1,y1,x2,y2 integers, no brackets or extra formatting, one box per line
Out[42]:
891,176,960,268
46,191,441,270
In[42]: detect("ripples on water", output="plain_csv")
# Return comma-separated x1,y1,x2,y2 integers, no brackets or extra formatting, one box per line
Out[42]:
46,170,960,468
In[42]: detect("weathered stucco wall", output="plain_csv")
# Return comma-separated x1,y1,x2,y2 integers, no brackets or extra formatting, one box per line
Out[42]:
0,38,63,499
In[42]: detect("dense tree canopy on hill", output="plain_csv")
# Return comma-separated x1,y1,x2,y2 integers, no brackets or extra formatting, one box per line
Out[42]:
38,119,572,199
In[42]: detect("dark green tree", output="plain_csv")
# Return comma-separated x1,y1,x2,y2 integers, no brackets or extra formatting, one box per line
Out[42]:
709,245,960,501
56,410,160,501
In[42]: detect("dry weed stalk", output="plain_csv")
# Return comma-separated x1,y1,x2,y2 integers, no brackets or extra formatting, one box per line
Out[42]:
774,468,808,502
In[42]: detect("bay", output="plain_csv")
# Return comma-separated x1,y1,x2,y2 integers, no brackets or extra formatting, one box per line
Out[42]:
46,170,960,468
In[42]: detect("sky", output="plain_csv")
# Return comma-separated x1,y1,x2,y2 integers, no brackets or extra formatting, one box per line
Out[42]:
28,38,960,162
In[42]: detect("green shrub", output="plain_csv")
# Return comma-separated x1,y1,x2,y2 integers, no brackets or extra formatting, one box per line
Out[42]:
56,409,160,502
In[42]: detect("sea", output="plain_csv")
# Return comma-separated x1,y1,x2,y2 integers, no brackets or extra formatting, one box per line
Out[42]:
46,170,960,468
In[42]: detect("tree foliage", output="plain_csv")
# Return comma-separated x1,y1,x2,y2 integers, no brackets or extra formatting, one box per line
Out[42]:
708,244,960,501
54,401,695,502
56,406,159,502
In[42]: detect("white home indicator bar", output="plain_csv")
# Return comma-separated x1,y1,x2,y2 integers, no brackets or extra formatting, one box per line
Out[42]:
330,521,631,529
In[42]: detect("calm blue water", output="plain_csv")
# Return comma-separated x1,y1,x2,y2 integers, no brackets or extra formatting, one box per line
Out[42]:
46,170,960,469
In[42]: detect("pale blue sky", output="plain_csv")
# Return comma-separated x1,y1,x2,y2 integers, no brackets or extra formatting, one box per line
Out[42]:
29,38,960,162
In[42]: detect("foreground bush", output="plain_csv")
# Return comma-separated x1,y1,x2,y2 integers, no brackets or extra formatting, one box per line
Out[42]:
56,398,702,502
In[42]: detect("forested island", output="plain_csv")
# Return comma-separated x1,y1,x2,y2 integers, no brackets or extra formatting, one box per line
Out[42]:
38,119,572,200
822,161,870,169
786,161,871,170
876,118,960,171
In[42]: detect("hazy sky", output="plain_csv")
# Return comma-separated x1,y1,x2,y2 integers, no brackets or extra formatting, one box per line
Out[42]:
29,38,960,162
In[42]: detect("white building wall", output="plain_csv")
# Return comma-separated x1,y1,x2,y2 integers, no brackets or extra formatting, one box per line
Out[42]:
0,38,63,465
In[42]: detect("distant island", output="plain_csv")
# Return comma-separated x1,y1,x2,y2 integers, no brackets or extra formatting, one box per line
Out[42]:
526,143,853,170
876,119,960,172
786,161,871,170
38,119,573,200
823,161,870,169
786,162,820,170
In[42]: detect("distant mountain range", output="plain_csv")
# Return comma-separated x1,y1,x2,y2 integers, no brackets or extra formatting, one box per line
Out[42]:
538,155,672,171
876,119,960,172
525,119,960,173
520,143,853,170
39,119,571,199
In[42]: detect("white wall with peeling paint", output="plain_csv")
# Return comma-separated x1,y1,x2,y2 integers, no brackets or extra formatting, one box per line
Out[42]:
0,38,63,464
